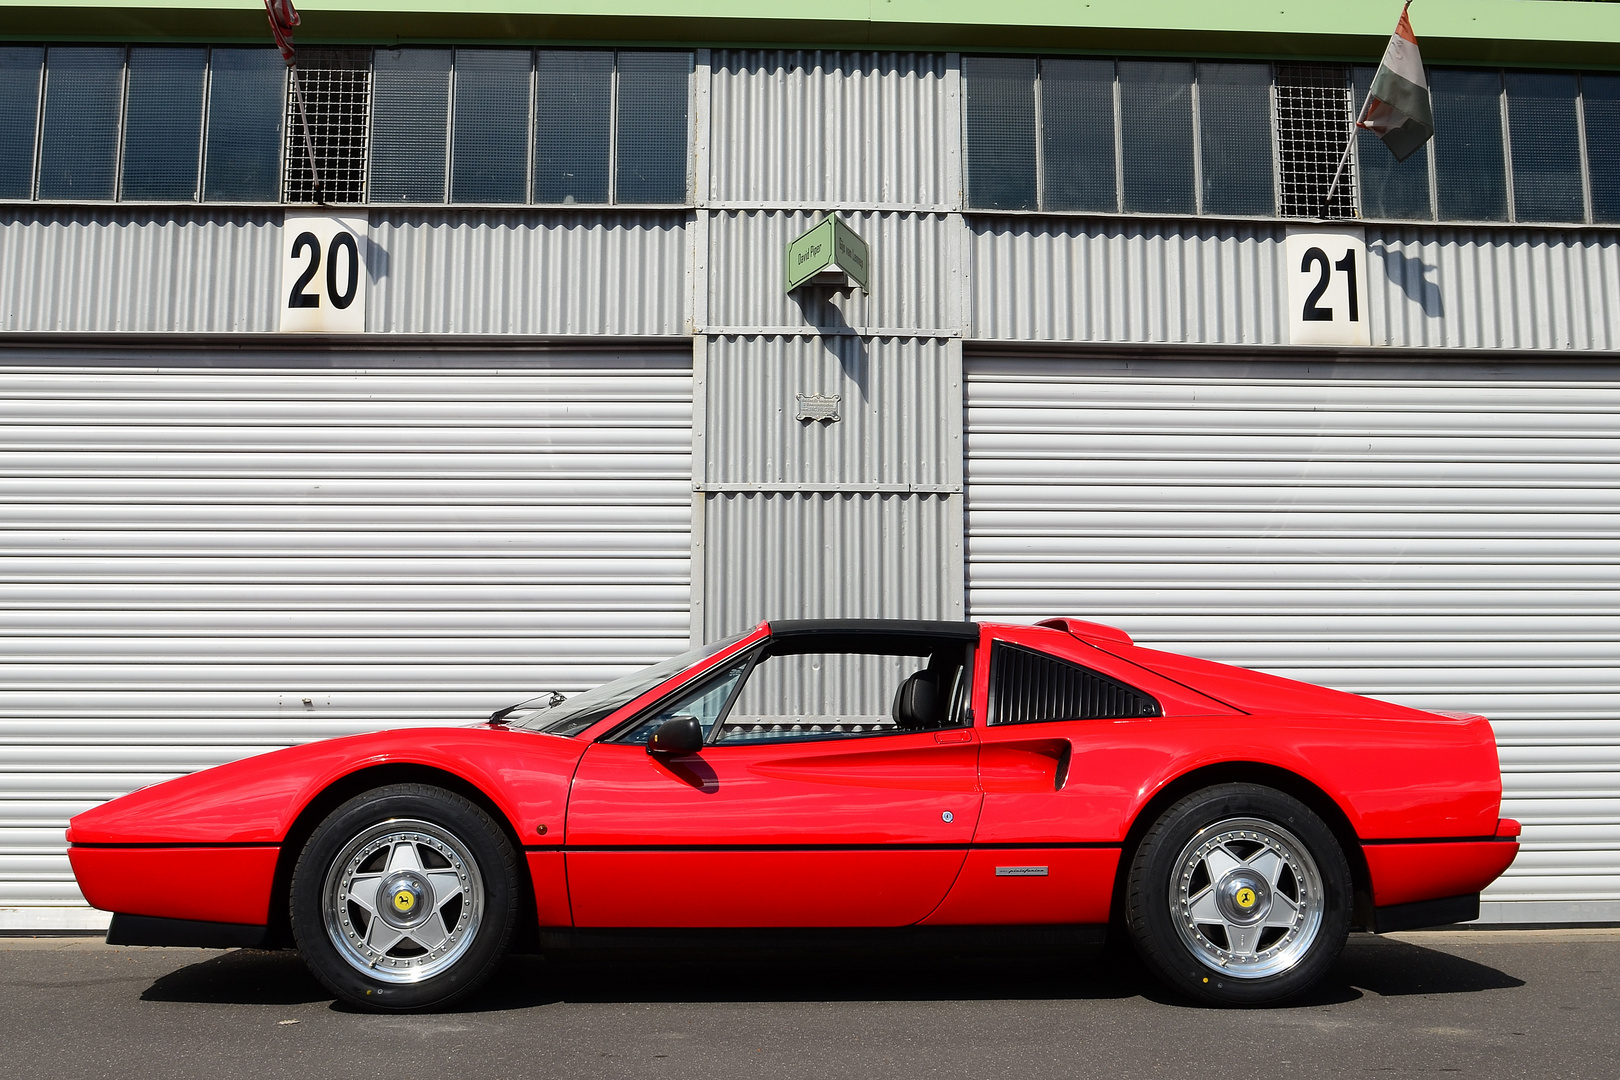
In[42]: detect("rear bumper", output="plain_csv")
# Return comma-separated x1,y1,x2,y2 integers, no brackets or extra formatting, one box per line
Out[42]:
107,913,269,949
1362,837,1519,909
68,844,279,926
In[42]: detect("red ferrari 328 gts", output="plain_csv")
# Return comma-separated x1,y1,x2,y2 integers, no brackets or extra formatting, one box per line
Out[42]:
68,618,1519,1010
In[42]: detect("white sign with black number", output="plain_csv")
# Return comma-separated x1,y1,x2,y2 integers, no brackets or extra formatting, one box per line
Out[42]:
280,211,368,333
1285,228,1371,347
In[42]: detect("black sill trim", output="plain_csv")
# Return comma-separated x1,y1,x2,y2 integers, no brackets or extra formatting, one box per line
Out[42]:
70,842,280,850
107,913,269,949
534,924,1108,952
1360,836,1517,847
1371,893,1481,934
545,842,1121,853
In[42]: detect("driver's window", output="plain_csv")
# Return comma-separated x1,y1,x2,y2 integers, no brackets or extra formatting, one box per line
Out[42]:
611,658,749,746
715,642,970,744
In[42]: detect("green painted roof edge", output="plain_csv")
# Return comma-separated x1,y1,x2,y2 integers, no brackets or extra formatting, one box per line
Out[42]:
4,1,1620,66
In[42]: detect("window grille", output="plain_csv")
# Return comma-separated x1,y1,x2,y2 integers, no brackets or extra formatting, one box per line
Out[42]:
283,47,370,203
1273,64,1357,218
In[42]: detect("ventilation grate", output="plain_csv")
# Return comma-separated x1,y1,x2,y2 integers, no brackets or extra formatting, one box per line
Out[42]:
987,643,1161,725
1275,63,1358,218
283,48,371,203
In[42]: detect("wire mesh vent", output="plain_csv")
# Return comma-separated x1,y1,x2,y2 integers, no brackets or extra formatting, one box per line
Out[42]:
283,48,371,203
1275,63,1357,218
987,643,1161,725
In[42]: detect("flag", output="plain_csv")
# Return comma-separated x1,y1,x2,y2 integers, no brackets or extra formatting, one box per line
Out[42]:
1357,3,1434,162
263,0,300,67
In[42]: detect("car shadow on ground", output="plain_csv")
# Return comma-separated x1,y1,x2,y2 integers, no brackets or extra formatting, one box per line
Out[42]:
138,932,1525,1013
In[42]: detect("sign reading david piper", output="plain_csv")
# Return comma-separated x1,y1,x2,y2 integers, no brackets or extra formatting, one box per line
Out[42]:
785,216,870,293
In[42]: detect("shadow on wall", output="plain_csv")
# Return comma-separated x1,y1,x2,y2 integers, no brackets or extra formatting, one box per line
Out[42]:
1369,243,1444,318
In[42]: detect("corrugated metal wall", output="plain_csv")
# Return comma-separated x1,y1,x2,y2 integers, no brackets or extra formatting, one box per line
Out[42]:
696,51,965,645
964,354,1620,923
968,217,1620,352
0,351,691,922
0,208,689,337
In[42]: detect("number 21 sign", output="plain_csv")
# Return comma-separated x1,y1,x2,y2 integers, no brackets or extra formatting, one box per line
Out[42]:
1285,227,1371,347
280,210,368,333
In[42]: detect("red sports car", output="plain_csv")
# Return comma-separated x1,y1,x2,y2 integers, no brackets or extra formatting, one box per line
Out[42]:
67,618,1519,1009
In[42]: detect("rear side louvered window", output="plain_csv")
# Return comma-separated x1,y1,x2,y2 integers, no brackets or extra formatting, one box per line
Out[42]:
987,643,1160,724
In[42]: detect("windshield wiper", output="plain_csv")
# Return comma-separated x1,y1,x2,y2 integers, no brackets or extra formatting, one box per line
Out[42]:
489,690,567,725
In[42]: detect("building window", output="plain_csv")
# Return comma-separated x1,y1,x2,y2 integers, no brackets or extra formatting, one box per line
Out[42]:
0,46,43,200
1587,74,1620,225
369,48,450,204
1198,63,1276,217
1120,60,1196,215
1352,64,1432,220
283,47,371,203
203,48,284,202
1507,72,1584,224
1040,58,1117,213
615,51,692,204
450,48,531,204
37,46,123,201
962,56,1037,211
1430,69,1509,222
121,47,206,201
534,50,612,204
1274,64,1356,218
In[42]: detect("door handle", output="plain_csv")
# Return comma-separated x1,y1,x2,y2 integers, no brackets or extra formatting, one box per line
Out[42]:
933,729,974,744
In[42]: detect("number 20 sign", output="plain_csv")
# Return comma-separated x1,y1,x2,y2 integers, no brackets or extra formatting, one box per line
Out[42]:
279,211,368,333
1284,228,1371,347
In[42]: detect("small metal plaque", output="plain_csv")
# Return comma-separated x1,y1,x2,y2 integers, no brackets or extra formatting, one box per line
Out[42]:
795,393,841,422
995,866,1049,877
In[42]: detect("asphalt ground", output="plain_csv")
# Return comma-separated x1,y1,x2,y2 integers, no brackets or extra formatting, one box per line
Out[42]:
1,929,1616,1080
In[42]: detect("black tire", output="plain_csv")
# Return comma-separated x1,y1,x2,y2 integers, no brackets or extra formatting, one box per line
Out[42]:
290,783,519,1012
1124,783,1351,1006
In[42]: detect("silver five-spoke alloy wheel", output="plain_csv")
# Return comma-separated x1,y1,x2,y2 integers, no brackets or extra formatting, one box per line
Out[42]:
1170,816,1324,980
322,818,484,983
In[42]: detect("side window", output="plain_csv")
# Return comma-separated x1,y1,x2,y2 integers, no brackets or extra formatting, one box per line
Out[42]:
715,643,972,745
611,657,750,746
987,642,1160,725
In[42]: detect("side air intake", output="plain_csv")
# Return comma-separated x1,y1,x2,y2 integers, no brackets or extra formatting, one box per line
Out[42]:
988,643,1161,725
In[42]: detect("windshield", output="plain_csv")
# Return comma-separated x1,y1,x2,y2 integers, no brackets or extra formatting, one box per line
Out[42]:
503,631,754,736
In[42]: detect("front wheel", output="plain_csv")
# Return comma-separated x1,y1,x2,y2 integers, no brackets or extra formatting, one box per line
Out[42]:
1124,783,1351,1006
290,783,519,1011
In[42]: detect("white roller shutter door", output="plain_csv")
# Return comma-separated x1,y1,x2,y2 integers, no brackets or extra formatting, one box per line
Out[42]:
966,354,1620,923
0,354,691,925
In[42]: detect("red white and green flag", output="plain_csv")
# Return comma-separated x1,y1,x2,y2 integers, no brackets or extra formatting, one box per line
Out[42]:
1357,2,1434,161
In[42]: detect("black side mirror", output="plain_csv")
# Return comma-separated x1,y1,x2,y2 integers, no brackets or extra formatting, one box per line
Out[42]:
646,715,703,755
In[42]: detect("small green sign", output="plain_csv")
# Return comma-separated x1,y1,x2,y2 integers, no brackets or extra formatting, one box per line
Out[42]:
785,216,870,294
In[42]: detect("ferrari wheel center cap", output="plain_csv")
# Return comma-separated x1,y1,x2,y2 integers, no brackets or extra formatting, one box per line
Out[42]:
376,872,431,929
1216,872,1271,926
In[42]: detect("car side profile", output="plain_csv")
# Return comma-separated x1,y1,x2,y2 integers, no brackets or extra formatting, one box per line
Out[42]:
67,618,1519,1009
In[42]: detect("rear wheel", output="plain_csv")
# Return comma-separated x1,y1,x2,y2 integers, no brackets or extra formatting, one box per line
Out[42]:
1125,783,1351,1006
290,783,518,1011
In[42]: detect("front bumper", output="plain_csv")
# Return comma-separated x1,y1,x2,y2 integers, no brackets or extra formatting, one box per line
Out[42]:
68,844,279,926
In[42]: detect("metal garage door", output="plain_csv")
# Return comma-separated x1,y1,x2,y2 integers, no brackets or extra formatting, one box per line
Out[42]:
966,353,1620,924
0,351,692,926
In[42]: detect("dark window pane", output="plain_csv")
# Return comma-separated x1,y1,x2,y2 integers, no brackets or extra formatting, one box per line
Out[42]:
451,48,530,204
1352,64,1432,219
1119,60,1196,215
1431,69,1507,221
616,51,689,203
1198,62,1274,215
1587,74,1620,224
371,47,449,203
120,47,204,201
1041,58,1116,212
963,56,1036,210
987,643,1160,726
534,50,611,204
1506,72,1583,223
0,46,43,199
38,46,123,200
204,47,283,201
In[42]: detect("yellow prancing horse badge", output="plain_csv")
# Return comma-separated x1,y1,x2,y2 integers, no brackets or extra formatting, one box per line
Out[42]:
393,889,415,913
1235,887,1257,909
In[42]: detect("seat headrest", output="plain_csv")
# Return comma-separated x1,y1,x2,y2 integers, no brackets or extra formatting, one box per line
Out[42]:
892,670,944,729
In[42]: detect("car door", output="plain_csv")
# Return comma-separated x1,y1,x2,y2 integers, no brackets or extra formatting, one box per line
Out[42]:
565,627,983,927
